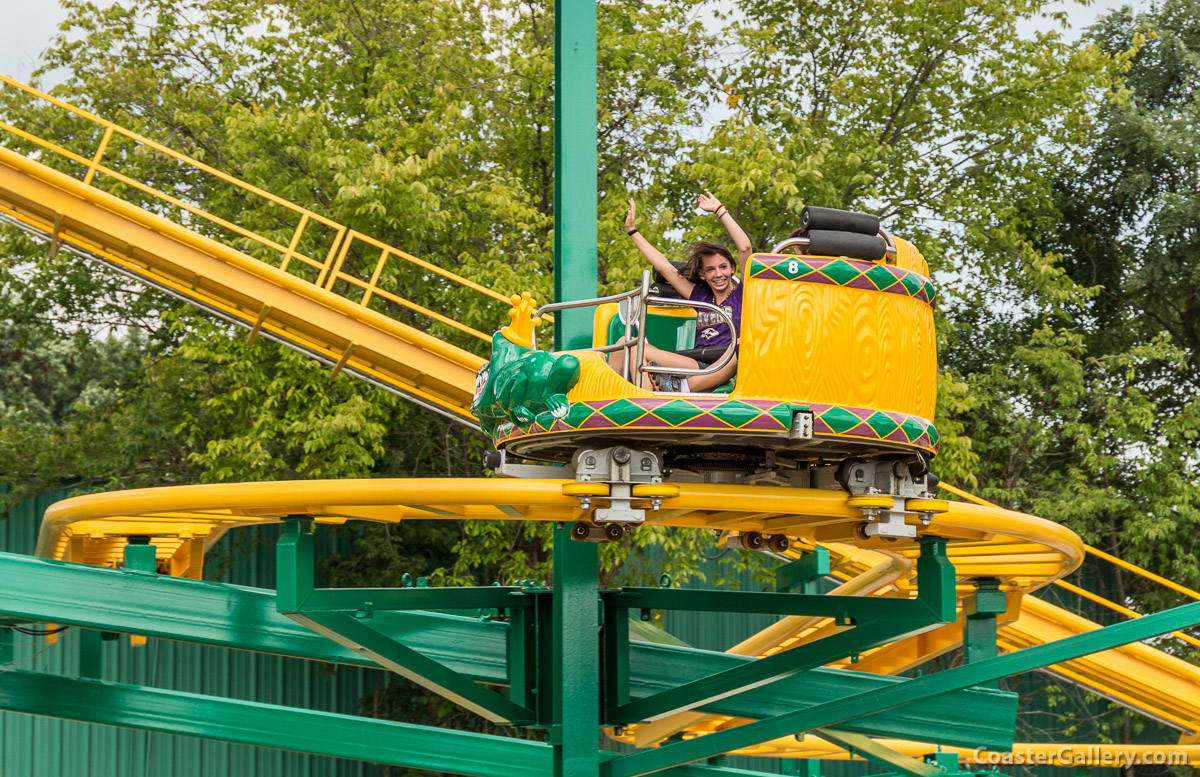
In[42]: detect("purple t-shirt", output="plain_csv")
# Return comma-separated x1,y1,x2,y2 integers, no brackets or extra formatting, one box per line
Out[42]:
688,283,742,349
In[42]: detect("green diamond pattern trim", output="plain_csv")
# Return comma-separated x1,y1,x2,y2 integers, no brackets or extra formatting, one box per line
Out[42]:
713,400,764,428
865,411,901,439
597,399,648,426
900,416,926,443
818,259,863,286
864,264,900,291
900,272,924,297
652,399,707,425
819,406,864,434
749,255,936,306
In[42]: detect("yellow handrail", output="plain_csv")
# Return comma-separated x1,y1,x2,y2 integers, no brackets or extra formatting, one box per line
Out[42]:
0,74,508,344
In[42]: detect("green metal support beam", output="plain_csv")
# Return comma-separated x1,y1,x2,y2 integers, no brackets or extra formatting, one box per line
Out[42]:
0,669,801,777
552,521,601,775
616,539,955,624
601,599,1200,777
0,548,1015,747
0,668,547,777
276,518,535,725
0,549,512,676
300,610,535,725
609,589,936,621
550,0,601,765
610,618,932,724
810,729,939,777
552,0,598,351
300,587,531,612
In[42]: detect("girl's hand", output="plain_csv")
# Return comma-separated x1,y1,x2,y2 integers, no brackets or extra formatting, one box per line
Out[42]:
698,191,722,213
625,199,637,232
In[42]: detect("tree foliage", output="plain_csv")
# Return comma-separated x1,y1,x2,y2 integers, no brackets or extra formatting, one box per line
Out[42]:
942,0,1200,610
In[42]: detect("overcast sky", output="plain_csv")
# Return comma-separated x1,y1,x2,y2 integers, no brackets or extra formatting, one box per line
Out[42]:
3,0,1137,85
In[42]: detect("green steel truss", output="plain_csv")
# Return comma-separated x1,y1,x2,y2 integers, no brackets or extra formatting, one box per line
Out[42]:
5,528,1200,776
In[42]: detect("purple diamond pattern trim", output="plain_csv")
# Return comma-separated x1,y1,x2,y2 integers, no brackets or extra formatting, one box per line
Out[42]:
495,396,938,455
749,255,936,307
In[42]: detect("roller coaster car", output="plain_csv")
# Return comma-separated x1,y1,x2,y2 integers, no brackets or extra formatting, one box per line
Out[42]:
472,207,938,485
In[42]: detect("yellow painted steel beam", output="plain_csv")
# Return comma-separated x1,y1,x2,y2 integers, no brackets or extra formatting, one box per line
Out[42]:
32,467,1200,754
37,479,1084,589
0,147,483,423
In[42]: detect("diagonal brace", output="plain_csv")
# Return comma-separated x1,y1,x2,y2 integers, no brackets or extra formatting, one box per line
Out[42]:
297,610,534,725
607,538,955,725
609,618,933,724
601,599,1200,777
811,728,939,777
276,518,534,725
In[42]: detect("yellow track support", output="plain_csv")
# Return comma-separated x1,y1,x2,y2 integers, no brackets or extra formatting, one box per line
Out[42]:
36,478,1084,585
0,75,498,424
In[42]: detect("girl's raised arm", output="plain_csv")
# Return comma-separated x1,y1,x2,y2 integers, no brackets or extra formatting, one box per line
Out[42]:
626,199,695,298
698,191,753,279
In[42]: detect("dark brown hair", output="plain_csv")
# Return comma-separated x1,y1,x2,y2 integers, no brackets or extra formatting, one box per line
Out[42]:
683,241,735,285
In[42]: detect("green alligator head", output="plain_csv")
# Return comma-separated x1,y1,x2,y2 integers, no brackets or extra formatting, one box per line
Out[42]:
471,293,581,436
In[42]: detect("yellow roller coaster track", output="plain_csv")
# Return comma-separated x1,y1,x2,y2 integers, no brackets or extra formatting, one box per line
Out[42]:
0,74,499,425
4,74,1200,764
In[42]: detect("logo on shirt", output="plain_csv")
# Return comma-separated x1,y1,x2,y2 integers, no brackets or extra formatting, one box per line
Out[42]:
698,327,721,341
696,308,732,329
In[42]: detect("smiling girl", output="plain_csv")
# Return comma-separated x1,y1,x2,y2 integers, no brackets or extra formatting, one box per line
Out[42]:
614,192,753,392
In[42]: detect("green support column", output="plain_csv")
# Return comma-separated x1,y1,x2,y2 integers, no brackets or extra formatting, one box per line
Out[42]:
552,523,600,777
963,578,1005,689
123,540,158,574
775,547,830,594
78,629,103,679
553,0,598,351
552,0,601,775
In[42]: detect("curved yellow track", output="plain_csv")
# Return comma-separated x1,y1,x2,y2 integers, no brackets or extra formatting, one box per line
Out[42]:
37,478,1083,594
41,477,1200,757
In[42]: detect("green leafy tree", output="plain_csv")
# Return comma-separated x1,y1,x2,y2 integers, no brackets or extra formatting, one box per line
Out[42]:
944,0,1200,609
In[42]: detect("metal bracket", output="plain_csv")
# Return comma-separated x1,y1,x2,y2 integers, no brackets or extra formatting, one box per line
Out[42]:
788,409,814,439
572,446,663,524
841,459,941,539
484,448,575,479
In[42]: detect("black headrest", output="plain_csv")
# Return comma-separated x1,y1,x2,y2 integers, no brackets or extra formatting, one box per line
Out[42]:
798,206,880,236
649,260,690,299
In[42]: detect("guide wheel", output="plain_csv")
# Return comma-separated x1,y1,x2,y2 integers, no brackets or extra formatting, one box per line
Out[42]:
739,531,763,551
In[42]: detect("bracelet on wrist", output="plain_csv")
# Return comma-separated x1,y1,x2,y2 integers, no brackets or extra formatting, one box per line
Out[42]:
715,207,728,218
627,228,639,236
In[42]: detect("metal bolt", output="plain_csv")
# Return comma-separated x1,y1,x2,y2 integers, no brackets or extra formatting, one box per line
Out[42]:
585,455,597,467
612,446,632,465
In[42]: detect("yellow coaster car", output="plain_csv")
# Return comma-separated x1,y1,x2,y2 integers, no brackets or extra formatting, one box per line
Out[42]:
472,228,938,474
